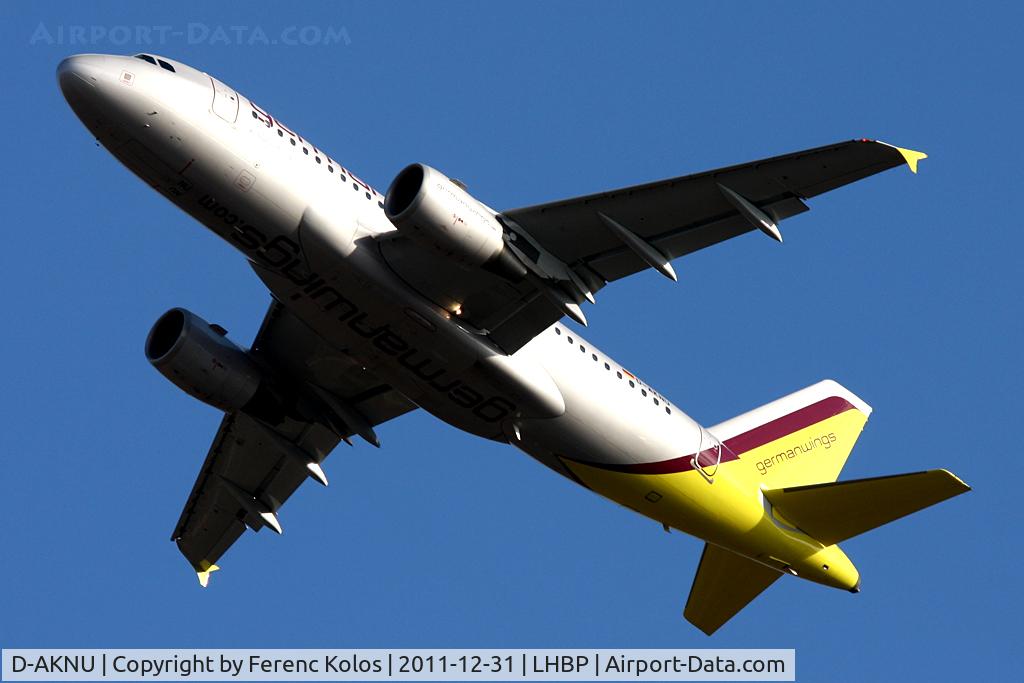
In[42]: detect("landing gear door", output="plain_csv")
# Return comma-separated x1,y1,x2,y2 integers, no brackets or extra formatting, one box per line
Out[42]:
210,77,239,123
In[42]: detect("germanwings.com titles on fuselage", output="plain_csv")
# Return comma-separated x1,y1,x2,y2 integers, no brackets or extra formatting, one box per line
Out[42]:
196,192,517,423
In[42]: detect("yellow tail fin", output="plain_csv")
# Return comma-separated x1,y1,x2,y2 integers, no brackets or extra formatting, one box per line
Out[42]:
763,469,970,545
711,379,871,488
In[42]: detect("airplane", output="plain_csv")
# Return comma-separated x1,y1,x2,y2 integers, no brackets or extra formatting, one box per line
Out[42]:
57,52,969,635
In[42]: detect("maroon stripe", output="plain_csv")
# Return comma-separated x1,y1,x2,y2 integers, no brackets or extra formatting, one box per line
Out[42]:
565,396,856,475
722,395,854,456
576,444,740,475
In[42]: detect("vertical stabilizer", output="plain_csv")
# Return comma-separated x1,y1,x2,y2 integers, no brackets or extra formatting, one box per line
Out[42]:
711,379,871,488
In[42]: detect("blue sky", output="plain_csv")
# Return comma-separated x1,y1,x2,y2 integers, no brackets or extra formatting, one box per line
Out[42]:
1,1,1020,679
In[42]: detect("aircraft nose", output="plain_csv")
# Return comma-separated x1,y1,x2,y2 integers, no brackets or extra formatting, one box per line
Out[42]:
57,54,110,102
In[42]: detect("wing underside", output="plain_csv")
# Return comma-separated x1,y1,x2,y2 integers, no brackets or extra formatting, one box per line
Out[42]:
171,301,417,584
503,139,924,283
379,139,924,353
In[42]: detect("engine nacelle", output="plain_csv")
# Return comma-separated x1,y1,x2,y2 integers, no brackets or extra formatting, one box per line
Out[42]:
145,308,263,413
384,163,527,281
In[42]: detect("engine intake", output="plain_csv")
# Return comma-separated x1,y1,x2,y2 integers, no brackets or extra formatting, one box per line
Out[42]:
384,163,526,281
145,308,264,413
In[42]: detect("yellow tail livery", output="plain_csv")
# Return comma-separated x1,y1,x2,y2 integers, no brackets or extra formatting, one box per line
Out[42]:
711,379,871,489
562,379,969,635
681,380,969,634
60,75,953,634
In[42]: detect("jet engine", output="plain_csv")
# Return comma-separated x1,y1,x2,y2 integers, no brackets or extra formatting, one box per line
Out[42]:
145,308,264,413
384,163,527,281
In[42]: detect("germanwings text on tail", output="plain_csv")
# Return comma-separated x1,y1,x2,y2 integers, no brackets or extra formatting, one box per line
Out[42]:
58,51,967,635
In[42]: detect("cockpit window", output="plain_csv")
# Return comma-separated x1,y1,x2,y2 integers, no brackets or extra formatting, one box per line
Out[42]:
134,54,157,65
157,59,176,73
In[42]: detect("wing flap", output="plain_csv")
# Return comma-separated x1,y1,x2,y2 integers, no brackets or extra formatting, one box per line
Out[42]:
684,543,782,636
762,470,970,546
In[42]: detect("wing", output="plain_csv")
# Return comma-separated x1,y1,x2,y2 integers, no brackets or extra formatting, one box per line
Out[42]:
171,301,417,586
502,139,925,284
378,139,924,353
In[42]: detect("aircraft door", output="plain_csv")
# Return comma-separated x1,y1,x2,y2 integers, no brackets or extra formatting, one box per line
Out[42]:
691,426,731,484
210,77,239,123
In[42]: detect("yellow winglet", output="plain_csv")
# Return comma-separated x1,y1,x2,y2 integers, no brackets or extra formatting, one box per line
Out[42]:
877,140,928,173
196,561,220,588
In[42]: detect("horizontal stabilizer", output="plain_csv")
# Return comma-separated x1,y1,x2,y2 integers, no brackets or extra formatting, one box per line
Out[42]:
763,469,970,546
684,543,782,636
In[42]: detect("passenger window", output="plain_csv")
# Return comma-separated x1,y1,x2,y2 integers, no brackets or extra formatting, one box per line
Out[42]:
653,398,659,405
378,201,384,208
353,183,359,191
315,156,321,164
616,371,622,379
303,148,309,155
604,363,610,370
591,354,598,361
366,192,372,200
641,389,647,397
665,407,671,414
555,328,561,335
629,381,635,388
567,337,573,344
328,166,334,173
579,345,585,353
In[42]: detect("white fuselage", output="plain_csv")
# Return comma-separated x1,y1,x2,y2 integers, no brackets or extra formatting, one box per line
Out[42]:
59,53,784,558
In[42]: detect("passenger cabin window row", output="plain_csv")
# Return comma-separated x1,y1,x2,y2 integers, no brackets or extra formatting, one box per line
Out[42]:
133,54,175,72
252,110,384,209
554,326,672,414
